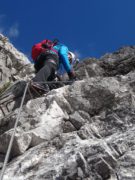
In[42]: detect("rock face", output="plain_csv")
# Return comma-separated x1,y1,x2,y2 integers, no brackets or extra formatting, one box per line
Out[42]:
0,33,34,87
0,34,135,179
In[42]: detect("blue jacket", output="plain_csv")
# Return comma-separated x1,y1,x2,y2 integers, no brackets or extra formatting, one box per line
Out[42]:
53,43,72,73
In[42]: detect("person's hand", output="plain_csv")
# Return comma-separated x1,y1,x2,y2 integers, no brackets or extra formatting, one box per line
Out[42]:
68,70,76,80
67,70,77,85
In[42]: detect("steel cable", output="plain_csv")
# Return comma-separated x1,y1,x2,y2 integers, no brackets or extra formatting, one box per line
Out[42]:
0,82,29,180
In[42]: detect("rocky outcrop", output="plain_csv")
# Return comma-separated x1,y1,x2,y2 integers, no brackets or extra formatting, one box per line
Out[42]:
0,33,34,87
0,34,135,179
99,46,135,76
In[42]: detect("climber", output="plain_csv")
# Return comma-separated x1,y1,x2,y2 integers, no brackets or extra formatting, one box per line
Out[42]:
31,39,77,92
57,51,79,80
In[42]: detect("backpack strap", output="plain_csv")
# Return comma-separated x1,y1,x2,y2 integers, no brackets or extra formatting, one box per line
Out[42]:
41,40,58,55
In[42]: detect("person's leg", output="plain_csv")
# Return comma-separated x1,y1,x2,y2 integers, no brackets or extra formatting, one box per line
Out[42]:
33,62,54,82
32,61,57,90
47,64,56,81
32,53,59,91
34,54,45,73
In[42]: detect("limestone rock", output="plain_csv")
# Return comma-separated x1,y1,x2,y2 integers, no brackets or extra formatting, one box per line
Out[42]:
0,34,135,179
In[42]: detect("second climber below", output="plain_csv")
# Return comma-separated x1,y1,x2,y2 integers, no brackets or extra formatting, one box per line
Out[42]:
31,39,77,93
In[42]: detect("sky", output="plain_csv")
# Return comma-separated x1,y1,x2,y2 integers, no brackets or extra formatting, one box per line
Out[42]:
0,0,135,61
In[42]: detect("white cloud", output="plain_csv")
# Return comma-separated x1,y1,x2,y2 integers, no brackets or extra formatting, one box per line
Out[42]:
0,14,19,39
8,23,19,38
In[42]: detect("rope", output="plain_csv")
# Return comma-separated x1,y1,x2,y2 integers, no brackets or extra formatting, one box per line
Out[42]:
27,85,42,110
0,82,29,180
30,80,77,86
0,80,76,98
30,80,75,84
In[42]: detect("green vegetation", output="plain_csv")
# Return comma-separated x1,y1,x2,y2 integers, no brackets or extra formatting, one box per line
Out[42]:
0,81,11,96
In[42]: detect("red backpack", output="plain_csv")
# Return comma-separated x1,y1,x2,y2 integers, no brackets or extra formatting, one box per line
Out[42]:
31,39,58,61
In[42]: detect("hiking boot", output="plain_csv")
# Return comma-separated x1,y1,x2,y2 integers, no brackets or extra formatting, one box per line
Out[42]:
29,81,50,94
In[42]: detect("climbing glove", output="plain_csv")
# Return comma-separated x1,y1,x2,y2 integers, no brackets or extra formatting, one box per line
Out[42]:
67,70,77,85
